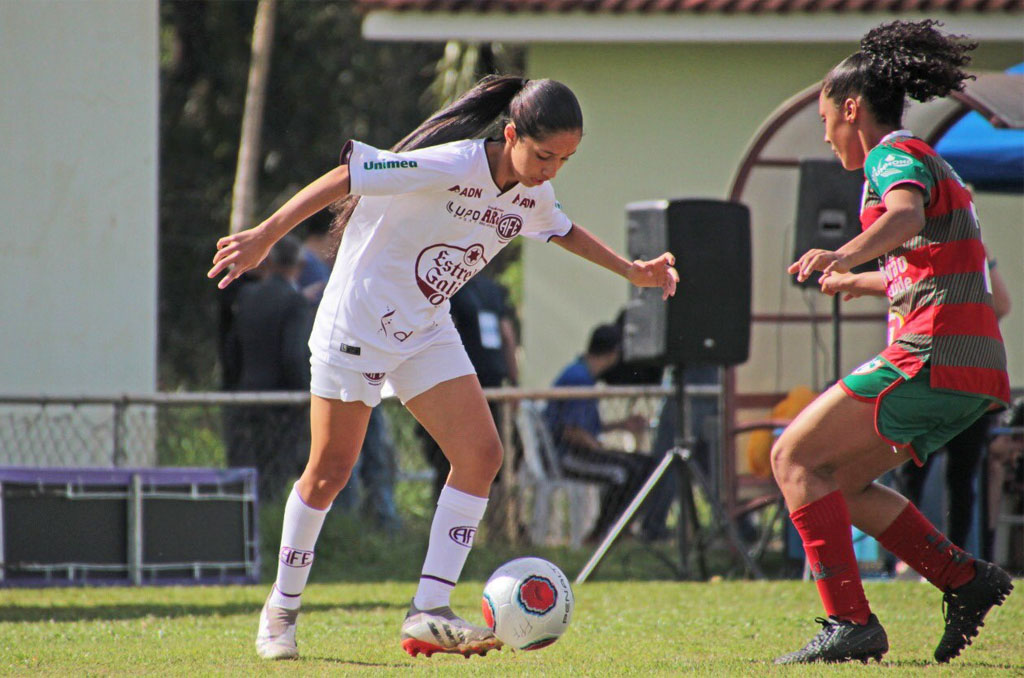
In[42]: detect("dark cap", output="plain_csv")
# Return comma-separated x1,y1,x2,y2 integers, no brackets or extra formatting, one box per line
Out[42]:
587,323,621,356
268,234,302,268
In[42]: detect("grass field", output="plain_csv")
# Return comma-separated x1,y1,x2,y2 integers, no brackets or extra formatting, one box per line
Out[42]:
1,578,1020,676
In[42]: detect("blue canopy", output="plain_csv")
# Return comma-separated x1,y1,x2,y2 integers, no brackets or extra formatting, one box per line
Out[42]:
935,63,1024,194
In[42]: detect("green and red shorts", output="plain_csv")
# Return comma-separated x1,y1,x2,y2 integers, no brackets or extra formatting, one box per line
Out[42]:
840,355,994,465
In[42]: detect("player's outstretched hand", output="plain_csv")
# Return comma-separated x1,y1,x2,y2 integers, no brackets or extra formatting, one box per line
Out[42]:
627,252,679,300
208,226,276,289
788,248,850,283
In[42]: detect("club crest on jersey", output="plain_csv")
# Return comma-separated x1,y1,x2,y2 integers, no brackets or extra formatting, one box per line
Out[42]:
495,214,523,241
517,576,557,615
415,243,488,305
448,184,483,199
479,206,523,242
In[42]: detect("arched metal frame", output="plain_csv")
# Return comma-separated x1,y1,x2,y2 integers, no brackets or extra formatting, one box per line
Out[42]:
721,72,1024,514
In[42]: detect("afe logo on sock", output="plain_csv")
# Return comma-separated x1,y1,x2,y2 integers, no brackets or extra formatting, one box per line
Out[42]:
280,547,314,567
448,526,477,547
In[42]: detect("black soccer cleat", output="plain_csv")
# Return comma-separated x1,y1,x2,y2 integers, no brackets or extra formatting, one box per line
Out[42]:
934,560,1014,663
774,614,888,665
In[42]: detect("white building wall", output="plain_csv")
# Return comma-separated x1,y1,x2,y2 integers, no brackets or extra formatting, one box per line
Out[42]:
0,1,158,395
0,2,158,466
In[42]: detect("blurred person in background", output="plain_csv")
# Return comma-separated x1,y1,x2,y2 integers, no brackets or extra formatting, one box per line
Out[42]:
297,211,334,305
772,20,1013,665
208,75,678,660
545,323,660,543
986,397,1024,567
224,234,314,502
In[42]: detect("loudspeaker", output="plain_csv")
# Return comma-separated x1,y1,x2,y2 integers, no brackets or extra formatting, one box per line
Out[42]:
792,159,871,286
623,199,751,367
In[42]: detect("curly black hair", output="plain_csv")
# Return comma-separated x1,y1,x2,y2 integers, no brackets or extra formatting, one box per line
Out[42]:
823,20,977,128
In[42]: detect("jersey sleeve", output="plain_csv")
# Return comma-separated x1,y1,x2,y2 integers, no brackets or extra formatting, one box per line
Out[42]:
519,185,574,242
865,146,934,204
341,140,467,197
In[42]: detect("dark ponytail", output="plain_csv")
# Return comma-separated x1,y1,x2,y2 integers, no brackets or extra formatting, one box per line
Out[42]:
823,20,976,128
393,75,528,152
330,75,583,234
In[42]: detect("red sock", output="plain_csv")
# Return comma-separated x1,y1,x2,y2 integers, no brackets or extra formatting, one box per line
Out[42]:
790,490,871,625
877,502,976,592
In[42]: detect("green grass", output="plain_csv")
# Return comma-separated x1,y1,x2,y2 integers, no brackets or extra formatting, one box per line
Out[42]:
0,578,1020,676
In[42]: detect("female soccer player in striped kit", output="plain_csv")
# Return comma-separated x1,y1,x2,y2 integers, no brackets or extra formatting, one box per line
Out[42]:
208,76,678,660
773,21,1013,665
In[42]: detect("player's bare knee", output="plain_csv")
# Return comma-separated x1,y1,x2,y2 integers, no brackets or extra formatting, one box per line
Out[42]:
771,440,814,490
452,439,503,482
305,459,356,496
770,439,795,479
481,440,504,480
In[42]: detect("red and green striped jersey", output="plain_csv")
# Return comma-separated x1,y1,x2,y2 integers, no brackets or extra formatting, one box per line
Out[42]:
861,130,1009,405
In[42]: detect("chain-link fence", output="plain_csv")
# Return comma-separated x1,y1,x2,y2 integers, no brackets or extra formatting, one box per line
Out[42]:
0,387,732,545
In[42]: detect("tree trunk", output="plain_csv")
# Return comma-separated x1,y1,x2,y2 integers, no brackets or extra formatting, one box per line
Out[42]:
229,0,277,235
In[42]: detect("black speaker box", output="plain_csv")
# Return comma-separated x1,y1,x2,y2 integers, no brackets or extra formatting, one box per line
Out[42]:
623,199,751,367
792,159,872,286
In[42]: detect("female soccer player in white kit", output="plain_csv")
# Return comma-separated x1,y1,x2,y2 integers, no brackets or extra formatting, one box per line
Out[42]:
208,76,678,660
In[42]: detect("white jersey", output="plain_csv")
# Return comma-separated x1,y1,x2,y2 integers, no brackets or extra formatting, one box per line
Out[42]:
310,138,573,372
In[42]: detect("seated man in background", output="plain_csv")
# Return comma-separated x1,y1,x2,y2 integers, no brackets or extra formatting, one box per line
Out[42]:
545,323,659,542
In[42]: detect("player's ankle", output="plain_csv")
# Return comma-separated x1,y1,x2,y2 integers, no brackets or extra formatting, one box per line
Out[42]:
269,585,302,610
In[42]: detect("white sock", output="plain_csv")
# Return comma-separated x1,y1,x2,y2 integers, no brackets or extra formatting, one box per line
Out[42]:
269,484,329,610
413,485,488,610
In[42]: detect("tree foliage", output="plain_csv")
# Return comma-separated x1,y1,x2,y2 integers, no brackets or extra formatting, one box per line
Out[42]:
159,1,443,388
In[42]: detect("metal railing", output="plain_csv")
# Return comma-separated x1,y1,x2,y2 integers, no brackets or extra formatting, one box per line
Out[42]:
0,385,724,549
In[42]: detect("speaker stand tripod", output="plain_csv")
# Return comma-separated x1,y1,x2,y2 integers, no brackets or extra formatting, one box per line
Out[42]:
575,365,765,584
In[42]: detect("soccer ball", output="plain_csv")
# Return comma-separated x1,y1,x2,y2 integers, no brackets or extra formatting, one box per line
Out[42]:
481,557,574,651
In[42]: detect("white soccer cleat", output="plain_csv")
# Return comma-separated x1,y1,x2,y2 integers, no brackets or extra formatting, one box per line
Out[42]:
400,600,502,658
255,593,300,660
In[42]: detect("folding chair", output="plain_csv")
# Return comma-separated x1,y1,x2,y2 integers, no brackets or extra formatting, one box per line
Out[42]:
515,400,596,548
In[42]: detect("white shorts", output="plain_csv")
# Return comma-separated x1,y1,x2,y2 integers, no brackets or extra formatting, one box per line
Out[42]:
310,336,476,407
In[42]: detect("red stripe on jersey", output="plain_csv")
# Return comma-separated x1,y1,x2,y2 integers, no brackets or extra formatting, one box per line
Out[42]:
892,138,938,158
893,301,1000,342
880,342,926,378
927,178,972,217
932,365,1011,405
932,303,1003,340
904,239,986,280
860,204,885,231
895,305,936,338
